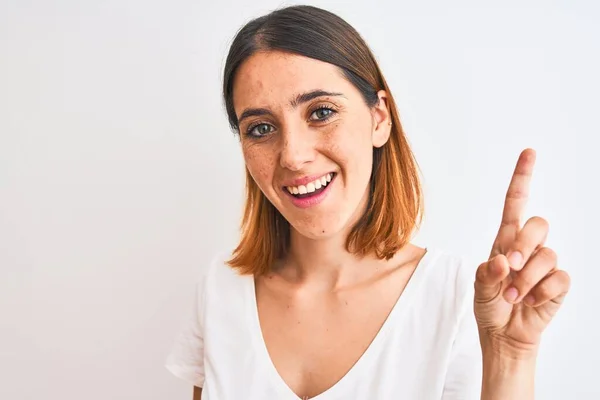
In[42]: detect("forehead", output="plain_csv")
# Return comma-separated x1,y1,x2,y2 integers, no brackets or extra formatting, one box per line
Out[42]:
232,51,352,113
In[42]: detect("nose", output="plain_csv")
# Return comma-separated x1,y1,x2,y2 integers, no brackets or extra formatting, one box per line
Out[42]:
279,127,316,171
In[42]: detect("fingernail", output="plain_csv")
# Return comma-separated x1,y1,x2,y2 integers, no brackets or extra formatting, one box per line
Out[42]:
524,295,535,306
507,251,523,270
504,286,519,303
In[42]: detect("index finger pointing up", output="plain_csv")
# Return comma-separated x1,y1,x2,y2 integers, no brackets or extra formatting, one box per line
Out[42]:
493,148,537,254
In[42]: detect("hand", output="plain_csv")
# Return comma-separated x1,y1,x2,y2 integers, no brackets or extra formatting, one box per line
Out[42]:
474,148,571,358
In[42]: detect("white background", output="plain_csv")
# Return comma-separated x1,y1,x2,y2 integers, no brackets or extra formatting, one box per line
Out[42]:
1,0,598,399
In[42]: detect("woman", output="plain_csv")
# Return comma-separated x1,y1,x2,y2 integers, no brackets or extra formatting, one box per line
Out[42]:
166,5,570,399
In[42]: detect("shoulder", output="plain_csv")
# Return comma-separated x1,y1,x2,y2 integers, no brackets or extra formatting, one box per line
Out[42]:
425,247,478,290
201,250,250,288
188,251,248,306
418,247,479,321
197,250,253,307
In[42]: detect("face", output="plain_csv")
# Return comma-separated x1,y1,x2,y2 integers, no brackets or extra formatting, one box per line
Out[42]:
232,50,391,240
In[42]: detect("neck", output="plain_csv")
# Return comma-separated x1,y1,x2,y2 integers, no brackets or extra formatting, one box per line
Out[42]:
284,225,369,289
283,227,420,291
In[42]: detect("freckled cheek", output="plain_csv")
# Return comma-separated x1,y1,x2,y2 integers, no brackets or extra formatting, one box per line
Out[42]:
321,121,349,150
321,123,370,170
242,146,277,190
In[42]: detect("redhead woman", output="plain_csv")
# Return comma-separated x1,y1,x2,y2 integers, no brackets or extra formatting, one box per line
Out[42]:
166,5,570,399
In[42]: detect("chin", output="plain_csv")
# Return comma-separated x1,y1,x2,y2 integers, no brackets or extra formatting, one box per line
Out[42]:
289,214,350,240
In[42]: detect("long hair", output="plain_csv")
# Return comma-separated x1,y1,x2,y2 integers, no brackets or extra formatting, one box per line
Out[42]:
222,5,424,276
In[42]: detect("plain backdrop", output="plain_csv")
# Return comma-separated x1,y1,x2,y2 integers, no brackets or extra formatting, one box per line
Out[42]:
1,0,598,399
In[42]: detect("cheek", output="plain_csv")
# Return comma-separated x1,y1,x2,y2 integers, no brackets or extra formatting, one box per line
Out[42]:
319,122,344,155
242,143,276,190
322,119,373,171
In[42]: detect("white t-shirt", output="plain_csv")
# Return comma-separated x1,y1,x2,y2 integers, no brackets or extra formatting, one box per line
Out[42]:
165,247,483,399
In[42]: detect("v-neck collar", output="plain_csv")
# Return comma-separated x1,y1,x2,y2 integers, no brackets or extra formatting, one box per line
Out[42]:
245,247,438,399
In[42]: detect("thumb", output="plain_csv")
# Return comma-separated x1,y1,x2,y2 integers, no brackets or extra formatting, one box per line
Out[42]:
474,254,511,303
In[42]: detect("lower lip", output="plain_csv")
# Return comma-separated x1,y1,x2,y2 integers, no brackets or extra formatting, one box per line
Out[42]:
284,175,336,209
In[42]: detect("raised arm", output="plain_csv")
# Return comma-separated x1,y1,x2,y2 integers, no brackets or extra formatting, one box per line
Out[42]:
473,148,570,399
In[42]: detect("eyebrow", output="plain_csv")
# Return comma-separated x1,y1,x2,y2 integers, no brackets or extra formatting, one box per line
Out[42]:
237,89,344,125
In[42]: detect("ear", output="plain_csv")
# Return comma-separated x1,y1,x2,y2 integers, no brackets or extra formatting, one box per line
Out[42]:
371,90,392,148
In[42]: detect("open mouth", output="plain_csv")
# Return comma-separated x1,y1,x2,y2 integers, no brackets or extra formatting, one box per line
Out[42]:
284,172,336,199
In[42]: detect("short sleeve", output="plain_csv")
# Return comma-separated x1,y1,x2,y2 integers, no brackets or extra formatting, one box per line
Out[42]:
441,258,483,400
164,268,208,388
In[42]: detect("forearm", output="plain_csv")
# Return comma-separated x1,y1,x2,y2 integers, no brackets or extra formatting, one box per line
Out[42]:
480,347,536,400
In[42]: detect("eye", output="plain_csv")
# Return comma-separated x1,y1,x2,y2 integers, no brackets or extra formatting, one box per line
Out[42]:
309,106,336,121
247,123,275,138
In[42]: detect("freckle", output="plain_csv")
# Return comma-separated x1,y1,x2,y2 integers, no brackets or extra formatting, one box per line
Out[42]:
345,300,348,305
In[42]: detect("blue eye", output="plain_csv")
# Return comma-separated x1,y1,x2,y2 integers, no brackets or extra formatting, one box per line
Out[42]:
310,107,336,121
247,123,274,138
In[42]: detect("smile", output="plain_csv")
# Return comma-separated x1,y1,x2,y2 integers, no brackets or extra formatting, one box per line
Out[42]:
285,173,334,198
283,172,337,209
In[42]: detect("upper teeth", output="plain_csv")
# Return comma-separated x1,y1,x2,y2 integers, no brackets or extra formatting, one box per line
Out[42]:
286,173,333,195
